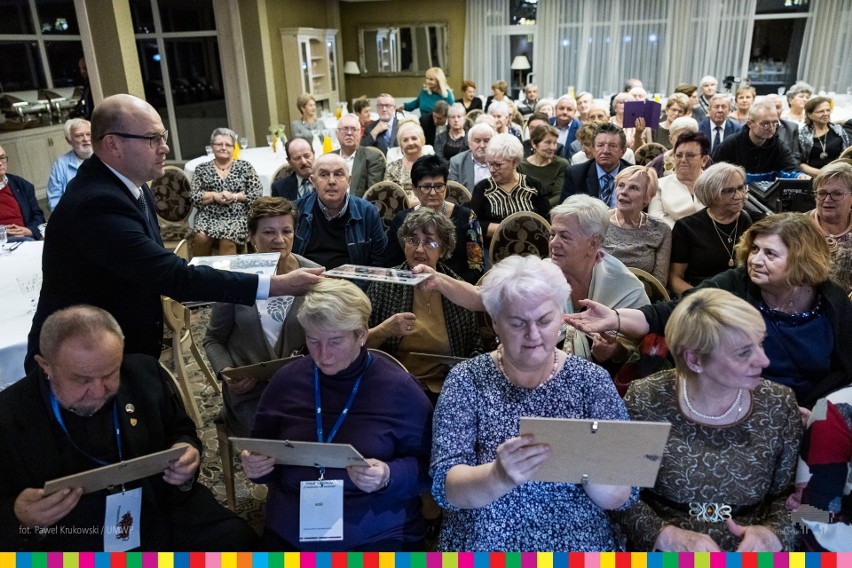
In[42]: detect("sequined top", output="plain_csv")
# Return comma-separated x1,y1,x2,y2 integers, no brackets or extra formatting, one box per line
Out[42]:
612,371,802,551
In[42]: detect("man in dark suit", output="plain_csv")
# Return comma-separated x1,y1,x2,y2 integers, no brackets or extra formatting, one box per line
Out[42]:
549,95,582,160
332,113,385,197
25,94,323,372
765,93,802,162
420,100,449,146
560,122,631,206
361,93,400,155
449,123,494,192
0,146,45,241
699,94,742,154
271,137,314,200
4,305,257,550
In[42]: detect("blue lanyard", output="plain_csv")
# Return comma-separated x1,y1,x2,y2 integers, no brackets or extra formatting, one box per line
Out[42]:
49,390,122,466
313,353,371,476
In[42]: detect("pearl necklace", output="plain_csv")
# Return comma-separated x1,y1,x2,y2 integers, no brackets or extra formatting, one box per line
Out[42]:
682,377,743,421
615,209,645,229
496,345,560,387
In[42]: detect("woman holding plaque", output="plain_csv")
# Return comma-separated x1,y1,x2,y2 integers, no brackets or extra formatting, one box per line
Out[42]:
611,288,801,551
241,279,433,551
429,255,636,551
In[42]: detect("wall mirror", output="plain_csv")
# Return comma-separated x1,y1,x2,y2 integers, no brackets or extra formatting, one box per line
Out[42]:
358,23,448,76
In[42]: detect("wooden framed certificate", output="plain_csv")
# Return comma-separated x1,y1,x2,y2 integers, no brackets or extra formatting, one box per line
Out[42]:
43,444,189,495
230,438,370,469
519,417,670,487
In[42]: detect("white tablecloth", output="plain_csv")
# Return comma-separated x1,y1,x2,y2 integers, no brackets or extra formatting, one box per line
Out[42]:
0,241,43,389
184,147,291,196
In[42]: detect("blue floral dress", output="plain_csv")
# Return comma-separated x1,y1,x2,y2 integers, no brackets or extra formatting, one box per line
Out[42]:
430,353,638,551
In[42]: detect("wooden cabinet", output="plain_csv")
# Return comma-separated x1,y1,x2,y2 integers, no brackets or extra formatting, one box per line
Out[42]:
280,28,341,118
0,125,68,201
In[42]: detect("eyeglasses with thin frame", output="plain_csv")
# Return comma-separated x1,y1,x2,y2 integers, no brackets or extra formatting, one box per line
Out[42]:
101,130,169,148
212,142,234,148
403,236,441,250
673,152,701,161
416,183,446,194
815,190,852,202
337,126,359,134
720,184,748,197
487,161,507,170
752,121,780,131
0,155,7,163
376,103,395,109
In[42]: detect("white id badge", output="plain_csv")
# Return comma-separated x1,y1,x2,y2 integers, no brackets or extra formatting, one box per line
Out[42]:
299,479,343,542
103,487,142,551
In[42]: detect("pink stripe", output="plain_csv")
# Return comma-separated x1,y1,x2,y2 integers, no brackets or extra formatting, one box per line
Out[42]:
584,553,600,568
205,553,221,568
302,553,317,568
709,553,726,568
459,553,475,568
678,553,694,568
143,553,158,568
427,553,442,568
521,554,536,568
79,553,96,568
48,553,63,568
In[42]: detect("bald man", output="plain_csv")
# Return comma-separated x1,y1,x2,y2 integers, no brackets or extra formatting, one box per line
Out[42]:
26,94,323,371
292,152,386,276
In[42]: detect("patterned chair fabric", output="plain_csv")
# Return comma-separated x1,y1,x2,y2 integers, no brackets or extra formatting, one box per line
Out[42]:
628,267,671,303
151,166,192,243
488,211,551,266
446,180,472,206
363,181,410,231
272,163,292,182
635,143,668,166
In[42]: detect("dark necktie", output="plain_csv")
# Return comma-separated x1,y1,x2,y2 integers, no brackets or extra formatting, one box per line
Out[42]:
600,174,614,206
300,178,312,198
713,126,722,151
138,191,149,221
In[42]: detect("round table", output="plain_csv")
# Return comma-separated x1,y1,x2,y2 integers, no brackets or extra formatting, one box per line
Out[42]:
0,241,44,389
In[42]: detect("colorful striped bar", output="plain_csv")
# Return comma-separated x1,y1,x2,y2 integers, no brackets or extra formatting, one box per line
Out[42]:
0,553,851,568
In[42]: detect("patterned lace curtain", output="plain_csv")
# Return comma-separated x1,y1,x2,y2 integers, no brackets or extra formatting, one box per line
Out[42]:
799,0,852,93
464,0,513,94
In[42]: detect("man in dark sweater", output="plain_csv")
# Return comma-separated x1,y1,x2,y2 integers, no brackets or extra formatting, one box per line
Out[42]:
711,101,809,183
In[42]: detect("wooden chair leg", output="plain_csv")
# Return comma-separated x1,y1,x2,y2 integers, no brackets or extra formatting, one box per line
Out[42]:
216,419,237,511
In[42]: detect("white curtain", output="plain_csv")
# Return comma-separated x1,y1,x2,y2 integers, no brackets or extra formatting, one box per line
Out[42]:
799,0,852,92
464,0,512,94
682,0,757,87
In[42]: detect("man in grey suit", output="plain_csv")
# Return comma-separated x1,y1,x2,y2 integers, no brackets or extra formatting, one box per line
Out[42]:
449,123,494,192
361,93,400,155
333,113,385,197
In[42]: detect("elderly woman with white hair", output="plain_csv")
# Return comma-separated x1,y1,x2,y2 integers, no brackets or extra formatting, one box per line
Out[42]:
190,127,262,255
430,255,637,551
649,130,711,228
242,278,433,551
385,119,428,195
487,100,522,141
434,103,468,161
470,133,550,248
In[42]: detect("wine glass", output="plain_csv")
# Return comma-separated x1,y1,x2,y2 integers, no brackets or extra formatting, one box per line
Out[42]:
17,273,42,314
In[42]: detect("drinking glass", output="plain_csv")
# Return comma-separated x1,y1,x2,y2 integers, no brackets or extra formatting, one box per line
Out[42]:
17,273,42,313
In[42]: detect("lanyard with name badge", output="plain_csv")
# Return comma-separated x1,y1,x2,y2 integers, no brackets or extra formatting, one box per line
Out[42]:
299,353,372,543
49,391,141,551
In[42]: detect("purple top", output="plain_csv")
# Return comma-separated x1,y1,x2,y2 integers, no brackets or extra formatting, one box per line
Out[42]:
251,348,433,550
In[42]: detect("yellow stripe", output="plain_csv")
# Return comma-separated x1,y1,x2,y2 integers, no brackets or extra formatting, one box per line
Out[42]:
63,553,78,568
284,552,301,568
0,553,16,568
158,553,174,568
788,552,805,568
631,552,648,568
442,553,458,568
599,552,616,568
537,552,553,568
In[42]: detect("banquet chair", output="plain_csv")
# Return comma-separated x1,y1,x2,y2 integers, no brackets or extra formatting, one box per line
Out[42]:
150,166,193,251
628,267,671,303
488,211,551,265
271,163,292,183
362,145,387,164
446,180,472,206
634,143,667,167
363,181,410,232
215,354,304,510
161,296,219,428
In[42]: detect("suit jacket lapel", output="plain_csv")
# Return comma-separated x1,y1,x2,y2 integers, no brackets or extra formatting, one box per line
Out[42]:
140,184,164,246
351,149,365,194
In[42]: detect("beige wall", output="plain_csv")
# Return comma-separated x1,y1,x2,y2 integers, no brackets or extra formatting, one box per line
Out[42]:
338,0,466,107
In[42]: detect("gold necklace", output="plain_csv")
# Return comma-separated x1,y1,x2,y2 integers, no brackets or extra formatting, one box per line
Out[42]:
810,210,852,253
710,214,739,267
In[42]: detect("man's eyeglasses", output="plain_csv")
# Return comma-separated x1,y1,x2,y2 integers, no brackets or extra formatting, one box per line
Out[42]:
0,155,7,163
720,184,748,197
416,183,446,194
752,121,780,131
102,130,169,148
403,237,441,250
376,103,395,109
673,152,701,161
337,127,359,134
815,190,851,202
